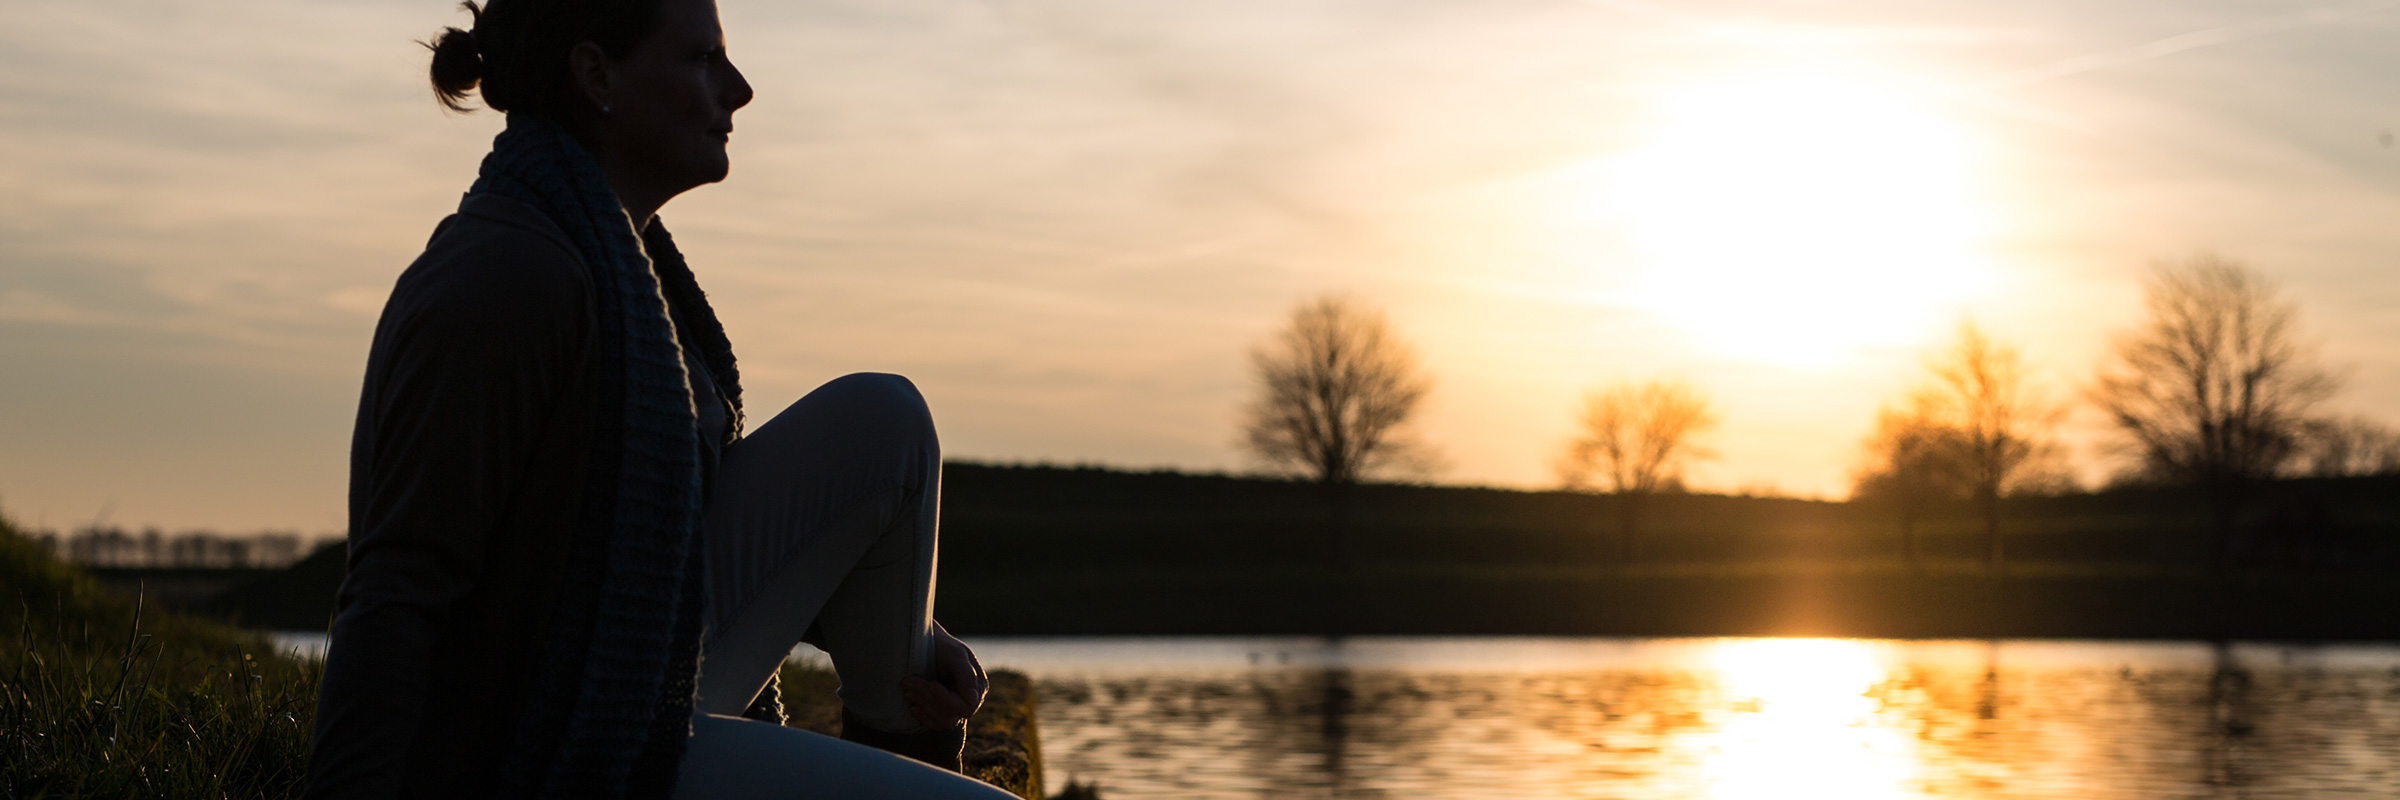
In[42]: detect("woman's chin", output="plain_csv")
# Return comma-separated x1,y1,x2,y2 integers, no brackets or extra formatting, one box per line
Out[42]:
656,146,733,192
693,154,732,187
701,141,735,179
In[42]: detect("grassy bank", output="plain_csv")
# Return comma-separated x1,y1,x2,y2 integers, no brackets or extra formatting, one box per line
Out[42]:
2,515,316,798
4,517,1050,800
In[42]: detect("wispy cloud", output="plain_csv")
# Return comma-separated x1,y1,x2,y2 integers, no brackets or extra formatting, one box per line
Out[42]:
1979,0,2400,91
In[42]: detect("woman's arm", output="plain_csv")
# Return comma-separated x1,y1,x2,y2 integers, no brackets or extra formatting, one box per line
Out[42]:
306,221,591,799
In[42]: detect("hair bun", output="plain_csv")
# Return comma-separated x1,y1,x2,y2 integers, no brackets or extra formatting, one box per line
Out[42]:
418,0,663,121
426,3,487,112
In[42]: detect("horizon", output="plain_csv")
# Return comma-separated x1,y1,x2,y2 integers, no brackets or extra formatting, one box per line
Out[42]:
5,0,2399,532
0,458,1868,539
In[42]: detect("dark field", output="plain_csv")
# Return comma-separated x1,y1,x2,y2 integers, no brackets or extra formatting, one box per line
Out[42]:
210,464,2400,639
931,465,2400,639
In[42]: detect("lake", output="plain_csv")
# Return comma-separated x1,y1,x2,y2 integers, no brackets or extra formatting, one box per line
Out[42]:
272,634,2400,798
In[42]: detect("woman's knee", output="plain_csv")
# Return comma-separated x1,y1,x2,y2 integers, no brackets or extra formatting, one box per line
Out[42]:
821,372,924,407
806,373,936,446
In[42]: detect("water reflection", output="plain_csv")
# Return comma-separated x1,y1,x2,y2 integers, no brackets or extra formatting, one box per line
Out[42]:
2202,642,2253,791
1700,640,1910,800
985,637,2400,799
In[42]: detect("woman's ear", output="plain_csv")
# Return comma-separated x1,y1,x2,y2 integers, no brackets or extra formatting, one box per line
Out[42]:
568,40,614,114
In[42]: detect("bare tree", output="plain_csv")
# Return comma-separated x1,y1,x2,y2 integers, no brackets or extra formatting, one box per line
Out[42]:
1917,321,2063,569
2091,257,2339,563
1557,379,1718,559
2294,416,2400,478
1851,404,1967,568
1242,295,1433,485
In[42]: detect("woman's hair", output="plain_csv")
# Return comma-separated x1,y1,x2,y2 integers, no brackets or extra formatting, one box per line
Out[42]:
426,0,668,117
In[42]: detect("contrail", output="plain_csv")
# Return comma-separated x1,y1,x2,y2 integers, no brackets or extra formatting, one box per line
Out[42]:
1979,0,2400,91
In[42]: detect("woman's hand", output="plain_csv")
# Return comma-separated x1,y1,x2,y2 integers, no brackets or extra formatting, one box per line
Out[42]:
901,620,986,730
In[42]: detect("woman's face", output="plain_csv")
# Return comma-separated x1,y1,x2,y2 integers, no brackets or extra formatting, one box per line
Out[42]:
591,0,753,211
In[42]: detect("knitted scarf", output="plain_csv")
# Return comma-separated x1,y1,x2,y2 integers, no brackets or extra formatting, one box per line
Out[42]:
467,113,744,800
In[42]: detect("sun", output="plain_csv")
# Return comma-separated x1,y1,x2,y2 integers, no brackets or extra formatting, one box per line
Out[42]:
1605,74,1990,366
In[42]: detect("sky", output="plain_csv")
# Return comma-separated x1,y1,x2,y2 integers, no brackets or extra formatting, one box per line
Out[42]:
3,0,2399,533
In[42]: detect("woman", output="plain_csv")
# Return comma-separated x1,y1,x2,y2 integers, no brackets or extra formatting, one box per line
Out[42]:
304,0,1016,797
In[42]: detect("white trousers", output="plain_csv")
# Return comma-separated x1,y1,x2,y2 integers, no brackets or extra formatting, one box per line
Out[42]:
673,373,1015,800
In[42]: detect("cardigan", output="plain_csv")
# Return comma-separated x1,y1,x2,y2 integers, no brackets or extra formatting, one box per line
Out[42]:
306,191,729,800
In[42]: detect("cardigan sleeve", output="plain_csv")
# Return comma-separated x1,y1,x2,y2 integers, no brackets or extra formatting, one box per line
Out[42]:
305,212,593,800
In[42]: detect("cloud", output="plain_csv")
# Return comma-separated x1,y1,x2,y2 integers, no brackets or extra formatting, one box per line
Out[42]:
1978,0,2400,91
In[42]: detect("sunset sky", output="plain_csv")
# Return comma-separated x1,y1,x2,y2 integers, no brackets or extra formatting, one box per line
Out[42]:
4,0,2398,533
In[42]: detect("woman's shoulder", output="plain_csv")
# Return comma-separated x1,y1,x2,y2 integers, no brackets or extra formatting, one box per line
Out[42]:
411,193,592,297
385,193,596,334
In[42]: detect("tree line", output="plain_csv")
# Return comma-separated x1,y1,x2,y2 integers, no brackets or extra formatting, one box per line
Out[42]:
32,525,321,570
1238,257,2400,567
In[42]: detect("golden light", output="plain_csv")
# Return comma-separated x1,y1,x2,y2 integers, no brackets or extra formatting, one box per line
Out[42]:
1699,639,1918,800
1606,74,1991,366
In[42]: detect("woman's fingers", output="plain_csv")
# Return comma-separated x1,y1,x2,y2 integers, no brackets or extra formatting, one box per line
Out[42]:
899,620,988,729
936,638,988,711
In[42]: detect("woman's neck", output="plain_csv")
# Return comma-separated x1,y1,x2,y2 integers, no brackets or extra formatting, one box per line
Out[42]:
605,164,669,231
564,118,672,230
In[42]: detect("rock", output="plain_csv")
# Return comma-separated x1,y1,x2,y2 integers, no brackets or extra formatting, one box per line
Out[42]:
776,662,1045,799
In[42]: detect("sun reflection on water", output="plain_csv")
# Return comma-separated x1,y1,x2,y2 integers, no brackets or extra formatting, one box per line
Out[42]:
1697,639,1917,800
1015,637,2400,798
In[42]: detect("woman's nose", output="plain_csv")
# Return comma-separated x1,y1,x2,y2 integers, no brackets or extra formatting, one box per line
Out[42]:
721,57,754,112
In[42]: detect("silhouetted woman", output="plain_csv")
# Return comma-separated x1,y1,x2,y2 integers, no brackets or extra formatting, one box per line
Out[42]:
305,1,1012,797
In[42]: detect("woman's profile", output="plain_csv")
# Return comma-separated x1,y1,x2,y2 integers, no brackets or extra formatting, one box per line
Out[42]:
304,0,1017,797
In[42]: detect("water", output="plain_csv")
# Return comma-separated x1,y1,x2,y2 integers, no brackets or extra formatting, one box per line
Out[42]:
272,634,2400,798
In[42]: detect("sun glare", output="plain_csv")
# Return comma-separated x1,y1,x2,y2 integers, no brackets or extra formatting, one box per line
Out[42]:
1606,75,1990,366
1699,639,1916,799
